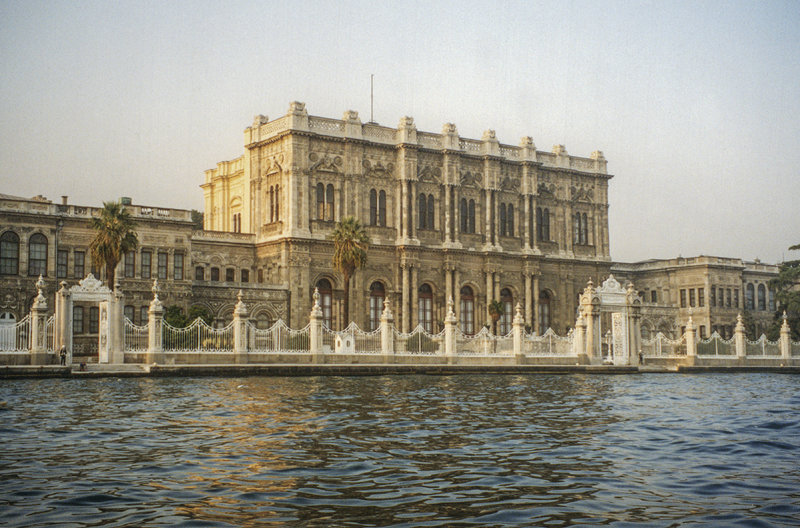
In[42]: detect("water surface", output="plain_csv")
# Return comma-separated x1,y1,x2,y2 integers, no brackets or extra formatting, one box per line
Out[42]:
1,373,798,526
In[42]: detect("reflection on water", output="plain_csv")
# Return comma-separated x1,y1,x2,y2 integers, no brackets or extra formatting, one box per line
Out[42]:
1,374,799,527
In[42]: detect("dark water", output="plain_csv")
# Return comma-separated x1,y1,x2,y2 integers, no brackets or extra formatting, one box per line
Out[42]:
1,374,799,527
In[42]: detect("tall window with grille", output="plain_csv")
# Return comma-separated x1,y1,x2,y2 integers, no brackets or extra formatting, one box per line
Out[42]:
57,249,68,278
698,288,704,307
74,251,85,279
369,281,385,331
124,252,135,278
538,291,551,331
536,208,550,241
757,284,766,311
141,251,151,279
680,289,687,308
28,233,47,276
0,231,19,275
157,252,168,280
418,284,433,332
369,189,378,226
124,305,135,322
73,306,84,334
139,306,148,326
173,253,183,280
499,288,513,335
745,284,754,310
317,279,333,328
89,307,99,334
460,286,474,334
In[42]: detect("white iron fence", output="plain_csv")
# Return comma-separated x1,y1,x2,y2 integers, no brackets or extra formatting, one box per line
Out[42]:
697,332,735,356
745,335,781,357
250,320,310,354
642,333,686,357
524,328,574,357
456,327,514,357
124,317,149,352
395,326,443,356
0,314,30,352
162,319,234,353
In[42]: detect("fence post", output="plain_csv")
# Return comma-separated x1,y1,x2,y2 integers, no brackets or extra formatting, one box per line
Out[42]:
513,302,525,364
574,312,586,359
734,313,746,361
147,280,164,364
579,279,599,365
309,288,324,364
110,283,125,364
29,276,49,365
444,296,457,364
780,311,791,361
685,311,697,361
380,297,394,363
233,290,249,364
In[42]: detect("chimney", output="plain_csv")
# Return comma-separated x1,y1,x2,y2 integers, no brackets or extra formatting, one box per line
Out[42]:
61,196,68,205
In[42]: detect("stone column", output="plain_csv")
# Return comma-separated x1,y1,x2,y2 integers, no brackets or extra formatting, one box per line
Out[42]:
533,275,540,334
380,297,394,362
54,281,68,356
408,181,416,239
513,302,525,364
411,266,419,329
780,311,791,361
444,184,452,244
734,313,746,360
485,270,493,325
401,263,410,333
494,273,500,302
146,284,164,365
524,272,532,329
309,288,324,364
445,267,453,312
233,290,249,364
397,180,405,240
574,312,586,357
523,194,531,251
110,284,124,364
685,311,697,359
444,296,457,364
484,190,492,248
29,276,49,365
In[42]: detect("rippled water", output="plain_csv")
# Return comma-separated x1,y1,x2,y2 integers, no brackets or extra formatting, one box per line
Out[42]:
1,373,799,527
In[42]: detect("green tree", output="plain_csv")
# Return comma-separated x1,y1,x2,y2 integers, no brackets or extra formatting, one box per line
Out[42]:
330,216,368,328
767,243,800,340
89,200,138,287
190,209,204,231
488,299,504,335
164,305,213,327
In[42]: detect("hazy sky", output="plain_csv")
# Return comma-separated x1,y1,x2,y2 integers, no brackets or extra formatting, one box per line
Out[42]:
1,0,798,263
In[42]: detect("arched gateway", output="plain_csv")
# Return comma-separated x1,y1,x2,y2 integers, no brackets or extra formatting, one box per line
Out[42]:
55,274,124,364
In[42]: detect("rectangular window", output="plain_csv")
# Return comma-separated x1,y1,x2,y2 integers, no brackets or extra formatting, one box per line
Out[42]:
680,289,687,308
210,267,219,281
139,306,148,325
57,250,68,278
651,290,657,303
700,325,706,339
89,307,99,334
124,305,135,322
726,288,732,308
195,266,204,281
711,286,716,307
157,252,168,280
74,251,85,279
124,252,135,278
226,268,235,282
241,269,249,283
141,251,151,279
698,288,704,308
173,253,183,280
734,289,739,308
689,289,696,307
73,306,84,334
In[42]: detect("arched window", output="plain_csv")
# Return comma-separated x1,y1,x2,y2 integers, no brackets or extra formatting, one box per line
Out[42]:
195,266,204,281
0,231,20,275
427,194,434,230
582,213,588,244
369,281,385,331
536,207,543,241
507,204,514,237
28,233,47,276
317,279,333,328
538,290,551,332
757,284,766,311
326,184,334,221
460,199,468,232
769,290,775,312
460,286,474,335
499,288,513,335
745,283,755,310
369,189,378,226
573,213,580,245
542,209,550,241
210,267,220,282
378,190,386,226
468,199,476,234
418,194,427,229
418,283,433,332
270,186,275,222
499,203,507,237
316,183,325,219
275,185,280,220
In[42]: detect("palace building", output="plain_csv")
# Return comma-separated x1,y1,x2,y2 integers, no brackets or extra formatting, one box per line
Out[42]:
0,102,779,357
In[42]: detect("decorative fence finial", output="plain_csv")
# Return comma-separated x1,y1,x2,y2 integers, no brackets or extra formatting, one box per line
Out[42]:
152,279,160,301
382,296,393,319
313,287,320,308
35,274,45,294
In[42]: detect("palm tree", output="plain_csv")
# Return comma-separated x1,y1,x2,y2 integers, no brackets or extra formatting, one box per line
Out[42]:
488,299,504,335
89,200,138,287
331,216,368,328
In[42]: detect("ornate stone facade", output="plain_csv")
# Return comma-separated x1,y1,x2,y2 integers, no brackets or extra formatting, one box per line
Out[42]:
202,102,614,334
